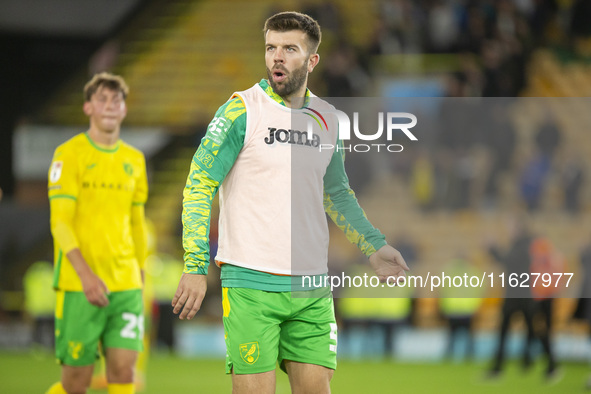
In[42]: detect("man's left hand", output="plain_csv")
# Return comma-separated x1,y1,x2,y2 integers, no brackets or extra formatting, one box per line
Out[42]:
369,244,409,284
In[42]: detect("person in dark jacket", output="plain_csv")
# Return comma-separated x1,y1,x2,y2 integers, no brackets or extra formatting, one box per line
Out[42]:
487,215,558,380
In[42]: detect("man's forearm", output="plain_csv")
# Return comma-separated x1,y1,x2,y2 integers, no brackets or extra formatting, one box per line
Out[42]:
66,248,95,284
182,165,222,275
324,188,386,256
131,204,148,270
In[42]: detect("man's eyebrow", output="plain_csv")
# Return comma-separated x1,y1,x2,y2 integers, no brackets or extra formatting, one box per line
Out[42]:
266,43,301,49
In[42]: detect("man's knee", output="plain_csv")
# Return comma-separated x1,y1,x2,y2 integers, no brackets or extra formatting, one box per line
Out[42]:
285,361,333,394
107,363,135,383
62,365,94,394
232,370,276,394
106,349,137,383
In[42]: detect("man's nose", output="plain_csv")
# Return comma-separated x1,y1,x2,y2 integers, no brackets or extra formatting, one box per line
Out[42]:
273,48,285,63
105,98,117,109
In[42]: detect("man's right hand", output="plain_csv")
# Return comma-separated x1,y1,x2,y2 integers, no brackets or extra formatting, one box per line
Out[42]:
66,248,110,307
172,273,207,320
80,273,110,307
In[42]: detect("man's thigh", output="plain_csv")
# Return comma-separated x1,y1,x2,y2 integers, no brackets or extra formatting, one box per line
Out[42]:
56,289,144,366
55,290,104,366
102,289,144,352
232,370,276,394
222,287,285,374
279,295,337,371
284,361,334,394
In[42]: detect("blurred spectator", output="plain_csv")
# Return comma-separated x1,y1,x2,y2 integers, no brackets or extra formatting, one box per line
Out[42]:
487,217,559,379
426,0,459,53
574,237,591,325
321,42,369,97
457,5,490,54
529,238,563,380
370,0,424,55
482,102,517,205
457,54,484,96
570,0,591,39
519,153,551,211
410,149,435,211
481,40,514,97
148,254,184,352
23,260,55,349
570,0,591,58
495,0,520,40
368,16,400,56
337,263,412,359
530,0,559,46
573,236,591,389
432,150,454,210
303,0,342,36
535,113,562,162
561,153,585,214
487,216,535,376
451,148,477,210
438,256,484,361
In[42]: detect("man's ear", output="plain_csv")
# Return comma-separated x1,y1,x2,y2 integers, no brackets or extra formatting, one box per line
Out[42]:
83,101,92,116
308,53,320,73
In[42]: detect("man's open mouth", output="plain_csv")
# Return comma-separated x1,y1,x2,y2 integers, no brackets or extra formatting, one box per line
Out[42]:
272,70,287,83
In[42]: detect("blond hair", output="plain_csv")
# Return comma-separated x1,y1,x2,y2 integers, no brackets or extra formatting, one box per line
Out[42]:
83,72,129,102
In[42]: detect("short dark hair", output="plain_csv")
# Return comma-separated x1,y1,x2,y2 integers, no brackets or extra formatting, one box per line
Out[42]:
84,72,129,102
263,11,321,54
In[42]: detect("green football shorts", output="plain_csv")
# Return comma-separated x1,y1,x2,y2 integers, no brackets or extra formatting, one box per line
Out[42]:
222,287,338,374
55,289,144,366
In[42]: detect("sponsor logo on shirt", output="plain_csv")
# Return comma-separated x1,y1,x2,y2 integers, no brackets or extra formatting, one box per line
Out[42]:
264,128,320,148
207,116,232,145
195,146,215,168
264,108,327,148
82,181,133,191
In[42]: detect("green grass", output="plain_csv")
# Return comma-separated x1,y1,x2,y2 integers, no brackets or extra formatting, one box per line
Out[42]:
0,350,588,393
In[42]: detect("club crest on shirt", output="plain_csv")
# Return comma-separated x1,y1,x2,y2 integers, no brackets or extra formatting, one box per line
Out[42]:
123,162,134,176
239,342,259,364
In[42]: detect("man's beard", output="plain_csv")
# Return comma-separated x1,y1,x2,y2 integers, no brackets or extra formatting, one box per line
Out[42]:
266,62,308,99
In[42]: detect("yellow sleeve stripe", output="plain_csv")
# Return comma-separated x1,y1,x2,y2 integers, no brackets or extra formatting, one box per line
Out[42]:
323,191,377,257
226,95,247,122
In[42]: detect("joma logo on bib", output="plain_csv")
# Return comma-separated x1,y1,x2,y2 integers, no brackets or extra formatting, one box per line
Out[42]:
264,127,320,148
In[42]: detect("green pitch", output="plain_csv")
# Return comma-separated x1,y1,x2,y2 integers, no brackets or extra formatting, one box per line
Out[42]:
0,351,587,393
